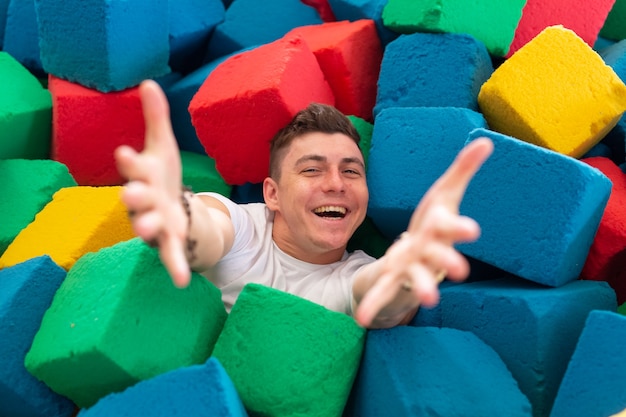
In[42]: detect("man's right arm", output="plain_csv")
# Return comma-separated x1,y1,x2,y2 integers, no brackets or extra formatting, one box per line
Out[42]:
115,80,235,288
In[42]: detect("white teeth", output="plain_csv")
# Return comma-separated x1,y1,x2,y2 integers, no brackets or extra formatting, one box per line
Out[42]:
314,206,347,214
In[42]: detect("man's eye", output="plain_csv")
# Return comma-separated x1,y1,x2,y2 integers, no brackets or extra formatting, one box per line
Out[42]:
344,169,361,176
302,168,320,173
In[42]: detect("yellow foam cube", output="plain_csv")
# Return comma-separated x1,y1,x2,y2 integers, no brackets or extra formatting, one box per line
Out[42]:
0,186,135,270
478,25,626,158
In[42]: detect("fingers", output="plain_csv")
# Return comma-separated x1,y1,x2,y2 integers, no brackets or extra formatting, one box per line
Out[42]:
158,234,191,288
139,80,178,157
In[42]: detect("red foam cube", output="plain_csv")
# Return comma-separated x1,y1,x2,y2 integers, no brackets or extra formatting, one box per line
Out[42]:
286,19,382,121
189,36,335,185
300,0,336,21
50,76,144,186
581,156,626,303
506,0,616,57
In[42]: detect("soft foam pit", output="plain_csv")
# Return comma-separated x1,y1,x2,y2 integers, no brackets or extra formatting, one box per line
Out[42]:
457,129,612,287
0,186,135,270
0,256,75,417
0,52,52,159
478,25,626,158
189,35,334,185
77,358,247,417
381,0,526,56
373,32,493,117
212,283,365,417
24,238,227,408
0,159,76,256
347,326,532,416
49,76,145,186
285,19,382,120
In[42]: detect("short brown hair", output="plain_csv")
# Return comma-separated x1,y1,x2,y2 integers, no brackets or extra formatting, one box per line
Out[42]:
268,103,362,180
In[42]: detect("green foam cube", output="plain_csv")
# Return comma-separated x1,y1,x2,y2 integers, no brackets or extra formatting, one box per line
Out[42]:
25,237,227,408
212,283,366,417
0,52,53,159
0,159,76,255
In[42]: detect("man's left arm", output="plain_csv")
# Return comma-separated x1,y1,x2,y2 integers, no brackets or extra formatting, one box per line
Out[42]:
352,138,494,329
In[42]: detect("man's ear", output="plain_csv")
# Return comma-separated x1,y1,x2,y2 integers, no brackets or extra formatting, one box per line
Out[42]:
263,177,279,211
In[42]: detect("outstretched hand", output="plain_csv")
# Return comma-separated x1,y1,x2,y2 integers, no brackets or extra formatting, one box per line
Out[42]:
354,138,494,328
115,80,192,288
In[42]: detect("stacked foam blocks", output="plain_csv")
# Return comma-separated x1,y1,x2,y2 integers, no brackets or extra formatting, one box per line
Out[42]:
3,0,626,416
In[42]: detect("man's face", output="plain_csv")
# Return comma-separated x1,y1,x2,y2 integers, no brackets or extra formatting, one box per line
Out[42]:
263,132,369,263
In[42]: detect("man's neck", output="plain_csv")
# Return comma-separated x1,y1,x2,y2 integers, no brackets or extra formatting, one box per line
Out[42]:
271,220,346,265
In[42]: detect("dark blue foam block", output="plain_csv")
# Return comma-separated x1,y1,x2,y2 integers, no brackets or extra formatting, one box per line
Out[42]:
346,326,532,417
0,256,75,417
601,40,626,165
0,0,8,49
458,128,612,287
205,0,323,61
550,310,626,417
411,277,616,417
366,106,487,240
373,32,493,118
3,0,43,77
35,0,170,92
168,0,225,73
77,357,248,417
167,47,257,154
327,0,398,46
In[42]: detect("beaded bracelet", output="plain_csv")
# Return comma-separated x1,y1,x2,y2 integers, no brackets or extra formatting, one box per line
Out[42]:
181,185,198,263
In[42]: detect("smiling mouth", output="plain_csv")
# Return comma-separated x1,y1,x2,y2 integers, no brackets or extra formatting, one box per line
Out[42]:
313,205,347,219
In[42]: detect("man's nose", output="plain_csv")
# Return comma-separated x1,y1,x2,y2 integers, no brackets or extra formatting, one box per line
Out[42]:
323,169,346,192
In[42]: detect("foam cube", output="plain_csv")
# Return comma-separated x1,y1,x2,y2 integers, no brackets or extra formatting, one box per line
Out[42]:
0,159,76,256
373,32,493,117
167,49,250,154
285,19,383,120
0,0,8,49
600,0,626,41
507,0,616,57
550,310,626,417
24,238,227,408
478,26,626,158
0,186,135,271
0,256,76,417
0,52,52,160
327,0,400,46
410,277,617,417
366,107,488,240
212,283,365,417
580,157,626,304
77,358,247,417
35,0,170,92
49,76,144,186
206,0,323,61
381,0,526,56
301,0,336,21
189,35,335,185
348,114,373,166
181,150,232,196
346,326,532,417
3,0,43,76
168,0,225,73
457,128,612,287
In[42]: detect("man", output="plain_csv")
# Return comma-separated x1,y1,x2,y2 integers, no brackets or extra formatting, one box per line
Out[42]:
115,80,493,329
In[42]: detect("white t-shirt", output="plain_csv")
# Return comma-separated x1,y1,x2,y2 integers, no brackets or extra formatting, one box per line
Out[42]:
198,192,375,316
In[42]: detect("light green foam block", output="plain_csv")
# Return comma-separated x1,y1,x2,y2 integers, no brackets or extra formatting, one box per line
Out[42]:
0,52,53,159
25,237,227,408
0,159,76,255
181,150,232,196
382,0,527,56
212,283,366,417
